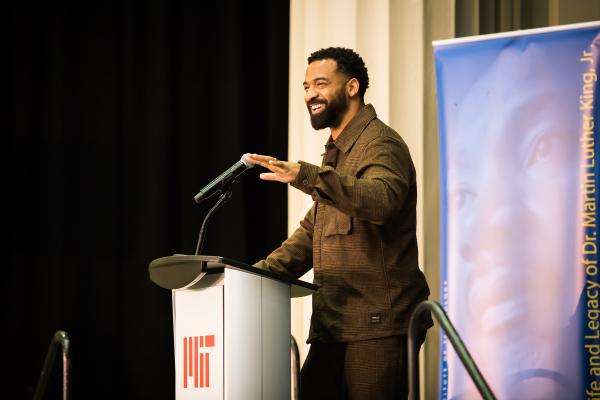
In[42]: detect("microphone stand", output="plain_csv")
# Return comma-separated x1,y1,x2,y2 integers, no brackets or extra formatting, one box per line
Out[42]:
194,186,233,256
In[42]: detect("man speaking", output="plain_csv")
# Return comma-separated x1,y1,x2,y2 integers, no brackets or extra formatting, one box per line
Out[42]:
248,47,432,400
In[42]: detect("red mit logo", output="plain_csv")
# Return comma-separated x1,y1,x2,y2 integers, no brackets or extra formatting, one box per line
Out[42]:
183,335,215,388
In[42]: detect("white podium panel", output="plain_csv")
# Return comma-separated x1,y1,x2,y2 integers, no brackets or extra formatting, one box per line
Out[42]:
261,276,291,399
173,274,225,400
224,269,262,400
223,269,291,400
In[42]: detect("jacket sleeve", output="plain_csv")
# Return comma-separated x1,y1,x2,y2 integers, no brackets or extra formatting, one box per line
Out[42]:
291,135,414,225
253,205,314,279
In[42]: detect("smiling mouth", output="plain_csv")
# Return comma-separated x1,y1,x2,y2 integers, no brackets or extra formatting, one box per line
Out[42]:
309,103,325,114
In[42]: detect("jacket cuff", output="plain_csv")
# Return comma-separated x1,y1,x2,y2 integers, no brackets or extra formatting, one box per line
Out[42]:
291,161,319,194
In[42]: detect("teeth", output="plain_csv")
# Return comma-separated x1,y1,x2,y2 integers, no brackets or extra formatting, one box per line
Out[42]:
311,104,322,111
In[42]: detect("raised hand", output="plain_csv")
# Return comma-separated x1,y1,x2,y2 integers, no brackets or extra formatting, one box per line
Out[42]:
247,153,301,183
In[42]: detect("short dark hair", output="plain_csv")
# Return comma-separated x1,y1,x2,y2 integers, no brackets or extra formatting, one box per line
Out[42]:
307,47,369,100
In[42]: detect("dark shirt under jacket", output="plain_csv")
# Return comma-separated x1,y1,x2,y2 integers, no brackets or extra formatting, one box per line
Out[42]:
255,104,432,343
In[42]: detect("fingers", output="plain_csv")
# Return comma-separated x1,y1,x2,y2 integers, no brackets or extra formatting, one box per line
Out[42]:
268,160,288,171
248,153,272,162
248,153,276,165
259,163,288,180
247,153,297,183
259,172,280,181
248,153,286,170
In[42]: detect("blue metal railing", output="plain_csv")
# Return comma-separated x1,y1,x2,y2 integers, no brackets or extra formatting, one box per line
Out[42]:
407,300,496,400
291,335,301,400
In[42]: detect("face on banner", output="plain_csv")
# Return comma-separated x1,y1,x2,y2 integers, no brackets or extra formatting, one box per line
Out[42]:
445,44,584,398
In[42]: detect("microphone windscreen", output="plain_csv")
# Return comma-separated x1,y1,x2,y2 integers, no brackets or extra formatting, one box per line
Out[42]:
241,153,255,168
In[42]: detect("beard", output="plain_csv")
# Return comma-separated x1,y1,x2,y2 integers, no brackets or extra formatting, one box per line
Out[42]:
308,89,349,130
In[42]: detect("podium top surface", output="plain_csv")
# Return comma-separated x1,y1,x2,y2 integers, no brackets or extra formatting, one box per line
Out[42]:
149,255,318,298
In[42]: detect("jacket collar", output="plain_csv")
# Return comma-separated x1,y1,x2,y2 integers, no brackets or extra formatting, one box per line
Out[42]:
331,104,377,153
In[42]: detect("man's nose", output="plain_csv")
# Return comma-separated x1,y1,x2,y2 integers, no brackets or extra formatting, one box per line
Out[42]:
460,193,537,263
304,87,317,102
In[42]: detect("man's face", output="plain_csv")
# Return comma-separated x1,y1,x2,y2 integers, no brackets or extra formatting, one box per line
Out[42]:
449,75,580,343
303,59,349,130
445,51,582,396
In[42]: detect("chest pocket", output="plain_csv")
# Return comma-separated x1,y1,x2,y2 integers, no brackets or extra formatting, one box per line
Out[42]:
322,204,352,236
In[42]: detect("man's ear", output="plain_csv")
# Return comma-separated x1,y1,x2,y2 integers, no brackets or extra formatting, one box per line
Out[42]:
347,78,360,97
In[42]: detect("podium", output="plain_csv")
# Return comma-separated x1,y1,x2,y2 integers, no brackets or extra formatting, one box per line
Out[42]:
149,255,317,400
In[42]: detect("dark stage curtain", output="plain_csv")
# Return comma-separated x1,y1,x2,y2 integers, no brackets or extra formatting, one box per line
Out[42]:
7,1,289,398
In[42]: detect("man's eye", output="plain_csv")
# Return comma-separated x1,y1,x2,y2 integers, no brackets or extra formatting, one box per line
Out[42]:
525,132,569,168
529,136,552,165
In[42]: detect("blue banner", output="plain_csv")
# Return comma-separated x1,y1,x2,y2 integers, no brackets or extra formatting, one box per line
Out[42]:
435,23,600,399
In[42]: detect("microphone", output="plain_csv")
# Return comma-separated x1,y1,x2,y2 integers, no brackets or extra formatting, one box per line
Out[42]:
193,153,255,203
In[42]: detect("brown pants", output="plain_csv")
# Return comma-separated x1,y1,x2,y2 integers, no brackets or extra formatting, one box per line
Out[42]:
300,334,425,400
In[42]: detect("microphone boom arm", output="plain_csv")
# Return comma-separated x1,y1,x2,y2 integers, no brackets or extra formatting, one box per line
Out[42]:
194,188,233,255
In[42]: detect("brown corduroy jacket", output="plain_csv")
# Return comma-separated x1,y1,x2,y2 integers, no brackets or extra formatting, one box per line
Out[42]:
255,104,432,343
